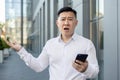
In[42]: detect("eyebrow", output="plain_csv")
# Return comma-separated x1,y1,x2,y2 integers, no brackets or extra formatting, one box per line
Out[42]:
57,16,75,20
60,17,74,18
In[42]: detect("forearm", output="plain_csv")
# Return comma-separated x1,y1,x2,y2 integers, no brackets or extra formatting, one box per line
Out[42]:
17,47,44,72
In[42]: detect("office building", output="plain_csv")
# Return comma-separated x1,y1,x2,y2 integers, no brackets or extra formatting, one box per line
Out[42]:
25,0,120,80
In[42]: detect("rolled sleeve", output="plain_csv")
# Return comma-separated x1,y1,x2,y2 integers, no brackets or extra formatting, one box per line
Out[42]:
83,63,99,79
17,47,29,59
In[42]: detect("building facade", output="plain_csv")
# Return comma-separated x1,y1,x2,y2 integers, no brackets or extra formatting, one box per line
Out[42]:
26,0,120,80
5,0,28,46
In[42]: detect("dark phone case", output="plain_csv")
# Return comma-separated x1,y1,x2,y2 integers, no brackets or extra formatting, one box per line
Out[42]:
75,54,88,62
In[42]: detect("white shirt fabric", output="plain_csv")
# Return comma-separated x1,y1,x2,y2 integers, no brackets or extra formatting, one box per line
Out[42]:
17,33,99,80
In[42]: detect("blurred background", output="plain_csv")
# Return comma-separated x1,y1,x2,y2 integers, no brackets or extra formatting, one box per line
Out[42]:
0,0,120,80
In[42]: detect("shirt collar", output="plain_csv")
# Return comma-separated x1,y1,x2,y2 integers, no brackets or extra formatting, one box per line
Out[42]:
57,33,78,42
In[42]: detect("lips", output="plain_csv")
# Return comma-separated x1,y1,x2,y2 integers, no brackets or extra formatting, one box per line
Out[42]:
64,28,69,30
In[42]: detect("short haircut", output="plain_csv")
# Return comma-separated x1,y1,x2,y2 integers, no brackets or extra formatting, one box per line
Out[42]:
57,7,77,18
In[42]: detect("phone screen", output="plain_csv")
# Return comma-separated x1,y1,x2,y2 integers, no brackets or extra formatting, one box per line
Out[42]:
75,54,88,62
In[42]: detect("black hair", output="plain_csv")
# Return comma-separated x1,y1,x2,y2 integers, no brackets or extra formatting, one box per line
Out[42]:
57,7,77,18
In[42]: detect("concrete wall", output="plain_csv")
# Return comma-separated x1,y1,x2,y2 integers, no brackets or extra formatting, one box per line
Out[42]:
104,0,120,80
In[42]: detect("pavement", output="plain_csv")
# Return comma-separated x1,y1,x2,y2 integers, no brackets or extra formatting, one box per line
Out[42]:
0,49,49,80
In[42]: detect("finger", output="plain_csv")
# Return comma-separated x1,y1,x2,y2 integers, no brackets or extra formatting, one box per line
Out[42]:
73,62,83,72
75,60,83,65
12,40,18,45
8,42,14,47
73,62,81,68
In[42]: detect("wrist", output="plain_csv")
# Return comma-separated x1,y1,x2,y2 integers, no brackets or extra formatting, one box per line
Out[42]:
16,46,22,52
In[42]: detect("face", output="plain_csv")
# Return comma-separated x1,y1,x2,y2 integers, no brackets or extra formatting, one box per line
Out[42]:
56,12,78,37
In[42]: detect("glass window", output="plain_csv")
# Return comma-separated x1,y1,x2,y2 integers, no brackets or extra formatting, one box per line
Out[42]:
64,0,73,7
68,0,73,7
89,0,104,80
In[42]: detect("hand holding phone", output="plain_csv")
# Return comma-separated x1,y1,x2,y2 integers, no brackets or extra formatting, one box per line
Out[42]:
74,54,88,72
75,54,88,62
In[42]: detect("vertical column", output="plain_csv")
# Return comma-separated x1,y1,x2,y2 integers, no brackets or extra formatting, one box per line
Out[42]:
50,0,58,38
118,0,120,79
45,0,50,41
83,0,90,38
21,0,23,46
104,0,118,80
39,9,42,52
41,5,44,48
38,10,41,53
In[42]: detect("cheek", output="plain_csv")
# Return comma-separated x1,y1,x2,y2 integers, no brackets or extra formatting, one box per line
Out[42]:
57,21,62,26
71,27,76,31
57,25,62,31
70,25,76,31
57,23,63,28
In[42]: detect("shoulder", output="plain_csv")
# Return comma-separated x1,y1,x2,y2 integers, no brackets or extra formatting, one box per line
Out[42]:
75,34,94,46
45,36,59,45
80,35,95,48
76,34,91,43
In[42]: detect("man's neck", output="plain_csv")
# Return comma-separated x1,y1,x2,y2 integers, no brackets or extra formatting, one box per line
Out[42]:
61,34,73,43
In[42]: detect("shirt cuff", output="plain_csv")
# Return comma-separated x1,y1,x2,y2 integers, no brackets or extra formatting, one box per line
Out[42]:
83,63,94,78
17,47,29,60
17,47,24,55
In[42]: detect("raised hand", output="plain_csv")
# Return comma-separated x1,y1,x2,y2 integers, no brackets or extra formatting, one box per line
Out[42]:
5,40,22,52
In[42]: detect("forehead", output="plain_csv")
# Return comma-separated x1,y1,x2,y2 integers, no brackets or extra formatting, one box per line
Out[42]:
58,12,75,18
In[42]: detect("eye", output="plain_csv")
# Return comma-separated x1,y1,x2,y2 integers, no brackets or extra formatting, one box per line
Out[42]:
61,18,65,21
68,18,73,21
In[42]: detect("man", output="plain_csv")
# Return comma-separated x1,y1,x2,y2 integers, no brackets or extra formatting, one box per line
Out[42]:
9,7,99,80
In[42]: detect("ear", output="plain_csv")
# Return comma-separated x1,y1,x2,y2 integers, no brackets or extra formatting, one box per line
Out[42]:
56,20,59,27
75,20,78,26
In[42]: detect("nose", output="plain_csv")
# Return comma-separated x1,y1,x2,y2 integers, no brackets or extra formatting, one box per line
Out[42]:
64,20,69,24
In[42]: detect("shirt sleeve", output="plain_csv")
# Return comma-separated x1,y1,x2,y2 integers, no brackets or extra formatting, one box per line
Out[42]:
17,46,49,72
83,40,99,79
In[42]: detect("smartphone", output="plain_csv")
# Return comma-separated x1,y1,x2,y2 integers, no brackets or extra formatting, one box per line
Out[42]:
75,54,88,62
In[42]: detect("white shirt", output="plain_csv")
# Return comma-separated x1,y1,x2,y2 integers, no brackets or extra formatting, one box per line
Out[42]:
17,33,99,80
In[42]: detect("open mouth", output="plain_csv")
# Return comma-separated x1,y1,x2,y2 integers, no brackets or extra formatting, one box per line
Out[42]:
64,28,69,30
